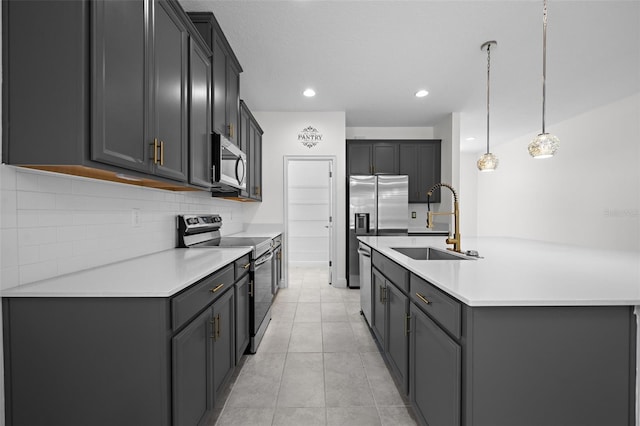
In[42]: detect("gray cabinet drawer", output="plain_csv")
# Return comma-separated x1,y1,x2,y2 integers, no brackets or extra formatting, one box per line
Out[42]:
172,264,234,330
234,254,251,280
372,251,409,293
410,274,461,339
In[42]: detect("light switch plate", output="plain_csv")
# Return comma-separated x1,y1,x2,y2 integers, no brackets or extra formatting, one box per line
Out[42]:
411,211,416,219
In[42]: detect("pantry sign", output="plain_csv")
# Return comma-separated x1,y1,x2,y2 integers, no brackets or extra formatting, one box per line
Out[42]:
298,126,323,148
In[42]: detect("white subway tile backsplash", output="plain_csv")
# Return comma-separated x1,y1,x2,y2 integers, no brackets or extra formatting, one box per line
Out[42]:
0,165,18,190
17,191,57,210
39,242,74,262
18,227,57,246
1,229,19,268
18,246,39,265
19,260,58,285
1,190,17,229
1,267,19,291
1,167,247,287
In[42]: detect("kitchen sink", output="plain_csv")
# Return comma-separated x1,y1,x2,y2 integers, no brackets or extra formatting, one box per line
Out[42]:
391,246,473,260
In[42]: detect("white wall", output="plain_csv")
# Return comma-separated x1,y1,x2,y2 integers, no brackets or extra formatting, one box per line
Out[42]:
429,113,461,229
475,93,640,251
346,126,434,139
249,111,347,285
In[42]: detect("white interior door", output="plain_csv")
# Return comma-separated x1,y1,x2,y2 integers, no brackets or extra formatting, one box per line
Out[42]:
285,157,335,283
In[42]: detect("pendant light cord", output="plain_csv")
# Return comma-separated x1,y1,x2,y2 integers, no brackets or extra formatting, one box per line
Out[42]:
486,43,491,155
542,0,548,134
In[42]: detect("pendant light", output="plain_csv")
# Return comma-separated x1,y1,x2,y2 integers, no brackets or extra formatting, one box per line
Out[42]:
528,0,559,158
477,40,498,172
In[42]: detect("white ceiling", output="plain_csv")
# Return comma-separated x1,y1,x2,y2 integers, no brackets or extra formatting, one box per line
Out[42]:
179,0,640,152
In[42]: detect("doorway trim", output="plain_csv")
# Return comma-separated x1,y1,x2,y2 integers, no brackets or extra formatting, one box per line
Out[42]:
283,155,337,287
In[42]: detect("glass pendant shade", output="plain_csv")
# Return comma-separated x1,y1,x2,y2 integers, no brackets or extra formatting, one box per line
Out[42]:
477,152,499,171
528,132,559,158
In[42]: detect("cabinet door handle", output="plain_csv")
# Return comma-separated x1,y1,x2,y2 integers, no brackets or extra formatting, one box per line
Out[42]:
216,313,221,339
151,138,159,164
210,317,217,340
160,140,164,166
249,280,254,297
228,123,234,138
242,263,250,270
416,292,431,305
405,314,411,336
210,284,224,293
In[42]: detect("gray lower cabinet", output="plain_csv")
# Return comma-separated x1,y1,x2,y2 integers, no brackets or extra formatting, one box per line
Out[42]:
371,263,409,394
410,302,461,426
385,282,409,394
211,287,235,398
235,274,250,362
173,308,213,426
371,267,386,345
368,249,636,426
3,260,245,426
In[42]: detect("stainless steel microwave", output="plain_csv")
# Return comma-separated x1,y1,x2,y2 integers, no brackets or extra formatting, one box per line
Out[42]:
213,133,246,192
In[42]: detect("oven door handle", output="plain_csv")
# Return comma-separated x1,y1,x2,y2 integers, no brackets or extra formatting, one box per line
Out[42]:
255,251,274,267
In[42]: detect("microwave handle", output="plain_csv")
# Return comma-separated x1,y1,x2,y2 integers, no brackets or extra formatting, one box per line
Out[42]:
236,157,246,186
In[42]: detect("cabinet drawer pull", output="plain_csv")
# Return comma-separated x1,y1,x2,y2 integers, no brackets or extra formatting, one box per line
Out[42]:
242,263,250,270
416,292,431,305
210,284,224,293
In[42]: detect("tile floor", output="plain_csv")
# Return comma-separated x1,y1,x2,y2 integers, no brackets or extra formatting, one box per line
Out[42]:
212,264,418,426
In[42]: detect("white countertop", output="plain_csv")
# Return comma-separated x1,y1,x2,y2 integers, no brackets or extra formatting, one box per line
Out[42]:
1,247,251,298
358,236,640,307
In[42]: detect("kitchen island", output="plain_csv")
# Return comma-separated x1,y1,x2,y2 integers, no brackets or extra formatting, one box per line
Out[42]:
358,235,639,426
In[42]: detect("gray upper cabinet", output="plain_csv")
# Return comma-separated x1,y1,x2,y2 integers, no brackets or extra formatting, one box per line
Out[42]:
188,12,243,145
91,0,147,172
3,0,202,187
189,39,213,189
347,141,399,175
239,100,264,201
92,0,189,181
152,1,189,181
399,141,441,203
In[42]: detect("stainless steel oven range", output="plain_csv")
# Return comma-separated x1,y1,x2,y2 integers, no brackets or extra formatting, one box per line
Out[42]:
177,214,274,353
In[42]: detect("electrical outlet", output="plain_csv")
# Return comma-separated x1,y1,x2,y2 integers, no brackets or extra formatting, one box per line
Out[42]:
411,211,416,219
132,208,141,228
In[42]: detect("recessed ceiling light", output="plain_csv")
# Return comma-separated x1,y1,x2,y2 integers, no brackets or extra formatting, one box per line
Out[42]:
303,88,316,97
465,137,476,141
415,89,429,98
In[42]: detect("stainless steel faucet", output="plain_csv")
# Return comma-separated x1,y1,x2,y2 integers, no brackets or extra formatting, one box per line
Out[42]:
426,183,461,253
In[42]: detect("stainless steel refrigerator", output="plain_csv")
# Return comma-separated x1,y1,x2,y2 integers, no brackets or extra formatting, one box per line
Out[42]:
348,175,408,291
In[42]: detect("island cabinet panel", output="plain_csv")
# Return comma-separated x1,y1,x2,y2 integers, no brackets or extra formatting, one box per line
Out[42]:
462,305,635,426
